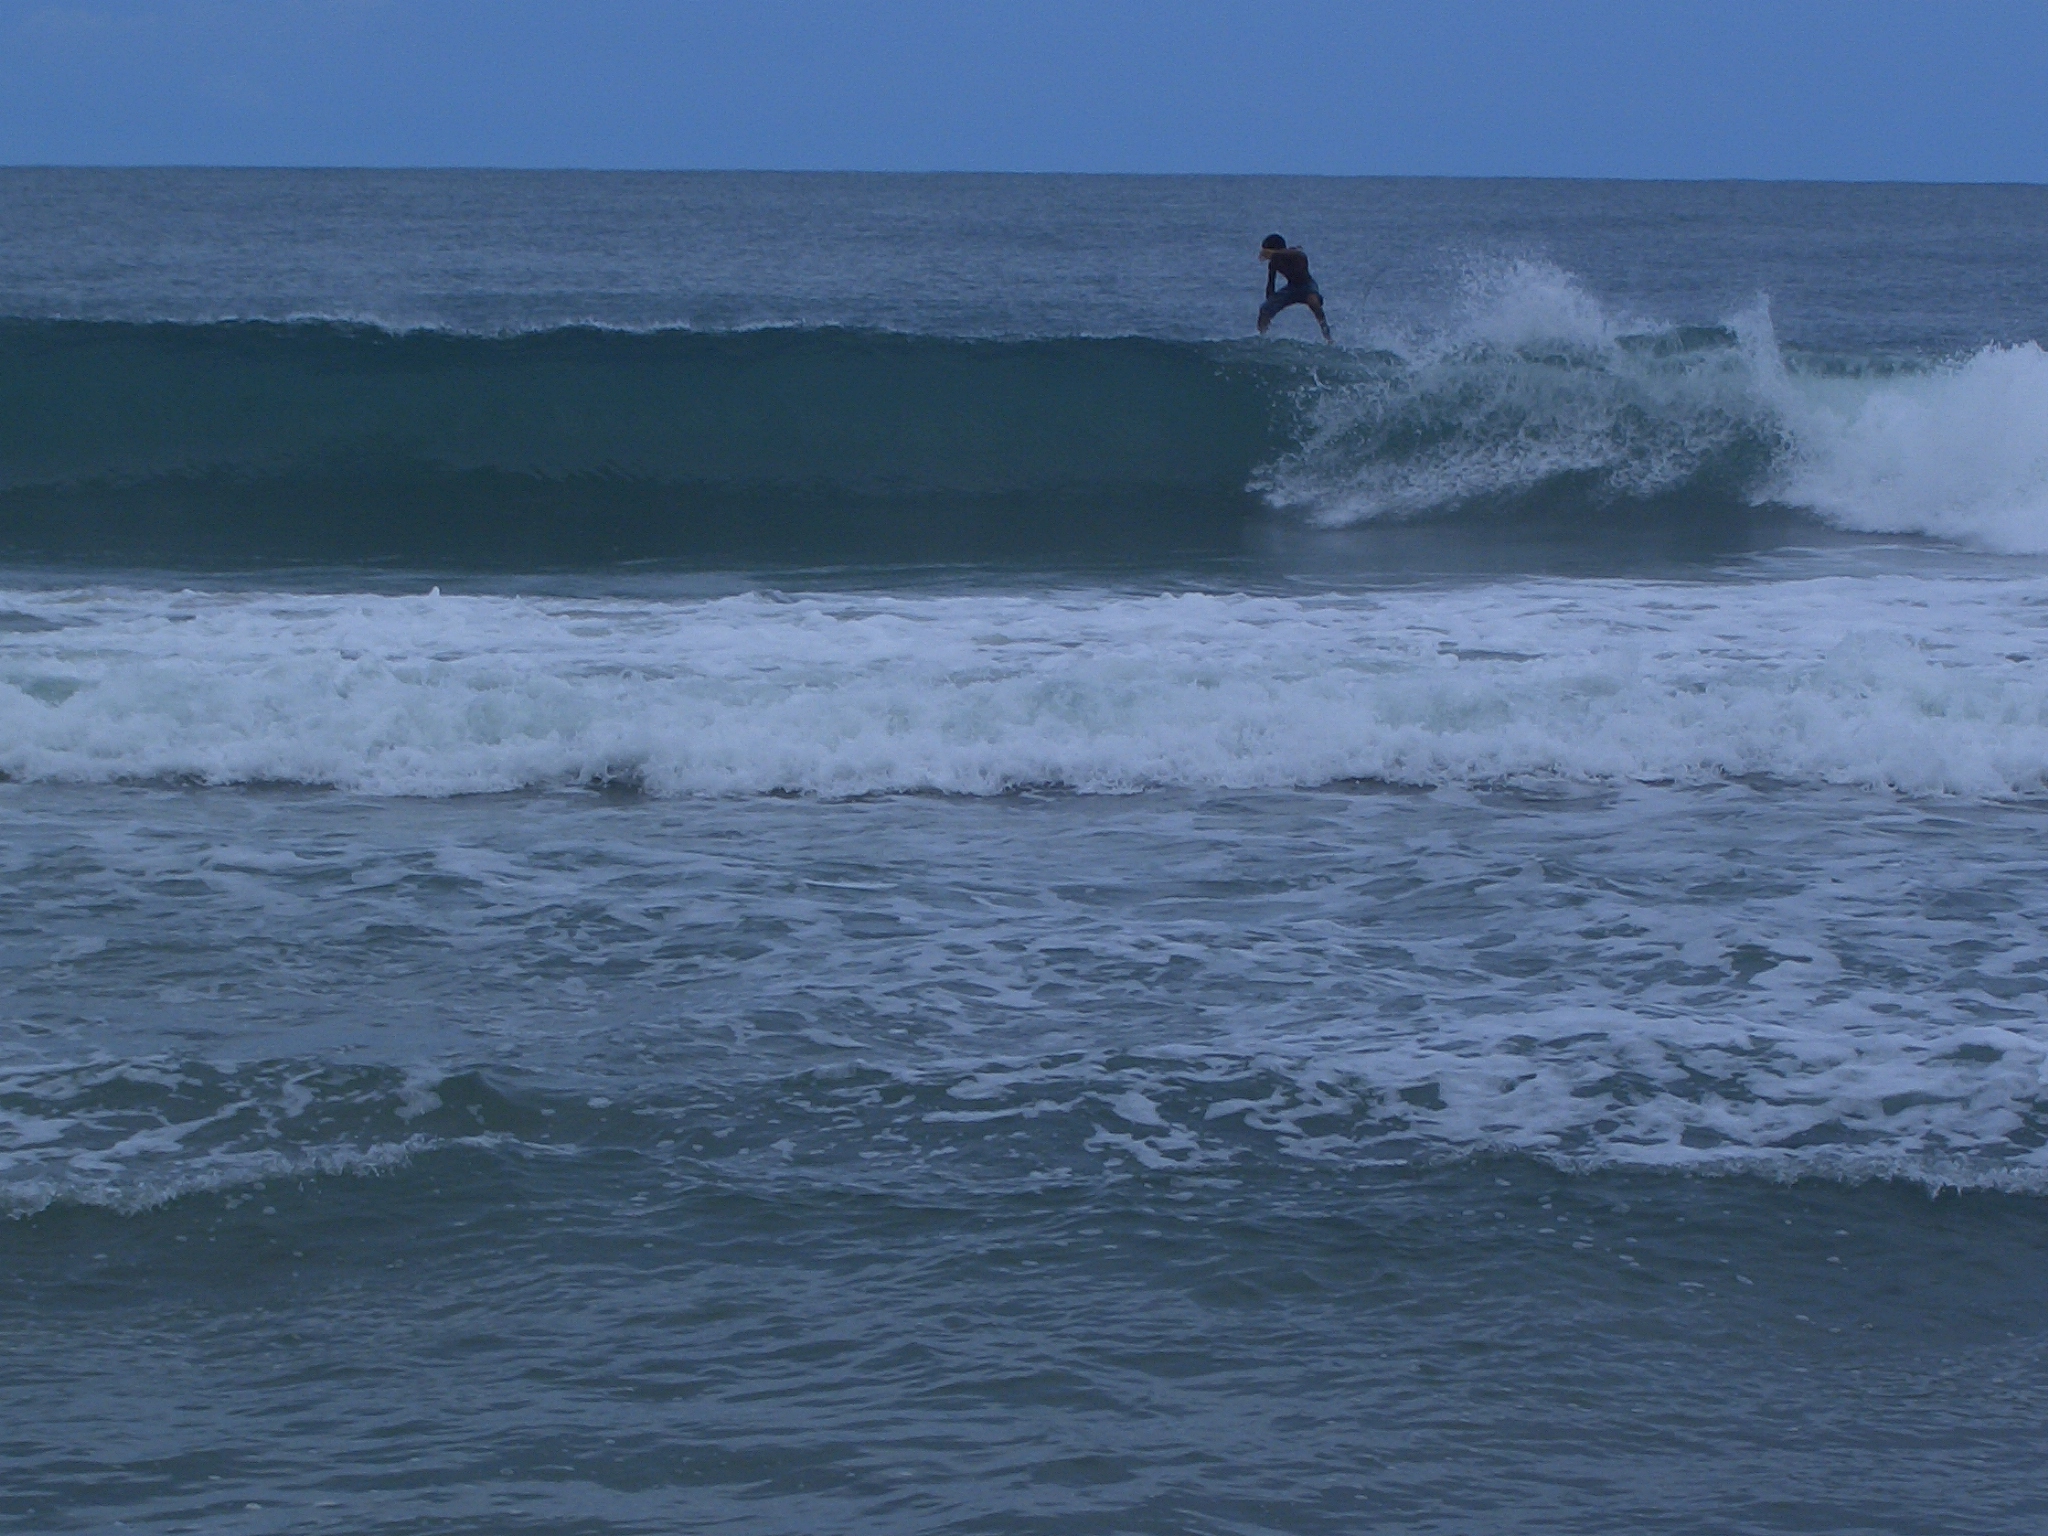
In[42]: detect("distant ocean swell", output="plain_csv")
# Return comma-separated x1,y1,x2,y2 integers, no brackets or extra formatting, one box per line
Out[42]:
6,270,2048,564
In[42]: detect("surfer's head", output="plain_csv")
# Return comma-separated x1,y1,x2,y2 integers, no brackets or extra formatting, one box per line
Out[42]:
1261,234,1287,253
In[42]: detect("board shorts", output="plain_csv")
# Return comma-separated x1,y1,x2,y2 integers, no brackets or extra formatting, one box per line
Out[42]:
1259,280,1322,322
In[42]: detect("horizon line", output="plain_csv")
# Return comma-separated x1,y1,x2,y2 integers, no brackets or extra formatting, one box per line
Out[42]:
4,164,2046,190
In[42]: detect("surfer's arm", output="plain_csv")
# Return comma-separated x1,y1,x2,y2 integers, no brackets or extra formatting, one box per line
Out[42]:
1265,265,1277,297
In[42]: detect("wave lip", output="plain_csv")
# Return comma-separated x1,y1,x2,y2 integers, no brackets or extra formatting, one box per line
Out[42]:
6,578,2048,800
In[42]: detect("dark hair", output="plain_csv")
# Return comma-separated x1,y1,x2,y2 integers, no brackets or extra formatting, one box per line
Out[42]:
1261,233,1287,250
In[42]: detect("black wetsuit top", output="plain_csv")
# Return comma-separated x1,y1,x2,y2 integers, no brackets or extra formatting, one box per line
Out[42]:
1266,248,1313,294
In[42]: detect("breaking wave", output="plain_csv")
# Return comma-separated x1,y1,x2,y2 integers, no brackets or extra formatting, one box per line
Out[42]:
4,267,2047,564
1261,260,2048,554
7,576,2048,798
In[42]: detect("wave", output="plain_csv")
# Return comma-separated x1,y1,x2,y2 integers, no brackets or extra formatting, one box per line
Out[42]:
5,268,2048,566
1262,261,2048,553
0,321,1287,564
1767,339,2048,550
11,1023,2047,1219
0,1058,489,1217
7,579,2048,799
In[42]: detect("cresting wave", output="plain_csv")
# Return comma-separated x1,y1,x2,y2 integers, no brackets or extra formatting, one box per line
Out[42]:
1264,261,2048,553
5,267,2048,564
7,577,2048,798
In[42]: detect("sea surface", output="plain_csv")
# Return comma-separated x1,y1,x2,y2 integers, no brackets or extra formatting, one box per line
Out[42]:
4,170,2048,1535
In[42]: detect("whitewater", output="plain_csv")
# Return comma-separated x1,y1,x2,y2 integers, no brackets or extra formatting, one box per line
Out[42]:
7,569,2048,796
6,171,2048,1536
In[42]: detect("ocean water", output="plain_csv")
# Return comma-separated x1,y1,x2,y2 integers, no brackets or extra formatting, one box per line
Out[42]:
4,170,2048,1535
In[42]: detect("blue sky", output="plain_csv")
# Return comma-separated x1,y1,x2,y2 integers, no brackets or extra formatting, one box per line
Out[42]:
3,0,2044,180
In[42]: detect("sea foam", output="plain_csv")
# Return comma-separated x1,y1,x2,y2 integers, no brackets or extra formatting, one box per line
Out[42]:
1266,261,2048,553
1772,341,2048,551
5,577,2048,799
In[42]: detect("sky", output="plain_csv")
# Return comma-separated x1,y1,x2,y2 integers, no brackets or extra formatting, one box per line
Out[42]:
2,0,2045,181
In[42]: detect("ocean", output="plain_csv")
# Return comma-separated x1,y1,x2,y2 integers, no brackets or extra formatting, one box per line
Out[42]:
3,169,2047,1535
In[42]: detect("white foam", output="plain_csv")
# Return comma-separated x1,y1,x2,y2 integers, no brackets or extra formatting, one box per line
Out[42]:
0,1058,441,1217
1264,264,1777,523
1772,342,2048,552
903,1010,2048,1194
1277,262,2048,554
6,576,2048,799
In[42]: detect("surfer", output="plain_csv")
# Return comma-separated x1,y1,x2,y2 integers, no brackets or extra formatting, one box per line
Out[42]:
1257,234,1332,341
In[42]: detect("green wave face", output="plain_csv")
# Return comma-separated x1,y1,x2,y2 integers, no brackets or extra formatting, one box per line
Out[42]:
0,321,1293,565
0,316,1897,569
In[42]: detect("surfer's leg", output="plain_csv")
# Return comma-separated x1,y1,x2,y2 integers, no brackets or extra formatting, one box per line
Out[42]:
1306,293,1332,340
